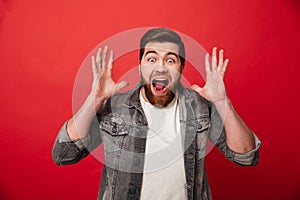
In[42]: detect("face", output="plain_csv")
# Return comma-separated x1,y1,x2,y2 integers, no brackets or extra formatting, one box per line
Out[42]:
139,42,182,107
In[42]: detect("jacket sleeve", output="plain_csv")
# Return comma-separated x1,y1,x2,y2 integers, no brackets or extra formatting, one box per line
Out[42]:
52,116,102,166
208,104,261,166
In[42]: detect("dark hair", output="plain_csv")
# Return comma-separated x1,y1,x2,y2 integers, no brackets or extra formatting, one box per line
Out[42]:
139,28,185,68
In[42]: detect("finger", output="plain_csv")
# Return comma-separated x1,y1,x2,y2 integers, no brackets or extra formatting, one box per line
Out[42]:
212,47,217,71
96,48,102,69
191,84,203,95
102,46,108,68
106,51,114,78
205,53,211,73
91,56,98,77
218,49,224,72
221,59,229,78
116,81,129,92
107,50,114,70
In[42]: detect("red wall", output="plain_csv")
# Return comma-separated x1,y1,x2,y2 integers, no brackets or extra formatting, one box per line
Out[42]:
1,0,299,199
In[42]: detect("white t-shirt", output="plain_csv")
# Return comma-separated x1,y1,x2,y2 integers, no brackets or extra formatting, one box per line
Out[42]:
140,92,187,200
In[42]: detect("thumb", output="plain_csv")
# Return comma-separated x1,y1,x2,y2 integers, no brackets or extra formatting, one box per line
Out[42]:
116,81,129,92
191,84,204,95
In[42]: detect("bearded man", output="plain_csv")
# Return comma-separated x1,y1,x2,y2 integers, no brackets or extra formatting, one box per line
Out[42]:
52,28,260,200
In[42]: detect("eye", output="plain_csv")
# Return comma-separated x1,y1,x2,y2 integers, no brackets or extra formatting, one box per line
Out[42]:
148,57,156,63
166,58,175,64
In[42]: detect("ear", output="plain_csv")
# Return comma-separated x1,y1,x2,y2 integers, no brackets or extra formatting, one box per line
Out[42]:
138,60,141,76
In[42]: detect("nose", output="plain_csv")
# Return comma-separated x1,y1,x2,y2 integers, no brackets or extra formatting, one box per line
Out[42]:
154,60,167,72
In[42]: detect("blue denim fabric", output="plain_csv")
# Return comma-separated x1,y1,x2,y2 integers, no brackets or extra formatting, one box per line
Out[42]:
52,84,261,200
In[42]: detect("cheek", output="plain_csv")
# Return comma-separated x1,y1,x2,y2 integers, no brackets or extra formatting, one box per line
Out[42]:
140,66,153,81
168,66,182,81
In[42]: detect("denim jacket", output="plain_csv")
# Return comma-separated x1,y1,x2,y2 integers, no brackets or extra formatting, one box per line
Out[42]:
52,83,260,200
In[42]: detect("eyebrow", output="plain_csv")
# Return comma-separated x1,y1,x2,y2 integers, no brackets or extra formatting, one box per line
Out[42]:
144,50,179,58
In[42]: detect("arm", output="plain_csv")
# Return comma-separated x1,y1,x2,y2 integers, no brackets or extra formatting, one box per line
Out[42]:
68,46,128,140
213,98,255,153
192,47,258,154
52,46,128,165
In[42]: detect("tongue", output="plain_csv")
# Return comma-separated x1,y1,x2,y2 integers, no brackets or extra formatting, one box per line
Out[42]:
155,83,165,90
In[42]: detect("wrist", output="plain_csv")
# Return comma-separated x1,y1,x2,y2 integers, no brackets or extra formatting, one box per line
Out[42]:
87,93,106,110
213,97,231,113
212,96,230,105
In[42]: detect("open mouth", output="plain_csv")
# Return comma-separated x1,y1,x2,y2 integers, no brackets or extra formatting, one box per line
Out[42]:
151,78,169,95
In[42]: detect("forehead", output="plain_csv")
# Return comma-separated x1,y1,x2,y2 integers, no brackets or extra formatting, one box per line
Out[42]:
144,42,180,55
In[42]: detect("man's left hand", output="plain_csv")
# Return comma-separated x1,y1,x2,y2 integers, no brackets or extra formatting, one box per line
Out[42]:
191,47,229,103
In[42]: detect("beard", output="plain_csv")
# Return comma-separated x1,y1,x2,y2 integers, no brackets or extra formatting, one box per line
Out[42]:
141,75,179,108
143,83,175,107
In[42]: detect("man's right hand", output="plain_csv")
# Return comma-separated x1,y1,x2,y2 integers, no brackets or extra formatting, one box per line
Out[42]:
91,46,129,107
65,46,128,141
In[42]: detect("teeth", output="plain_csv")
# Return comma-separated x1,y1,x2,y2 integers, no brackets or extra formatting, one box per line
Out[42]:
156,78,166,81
152,78,169,86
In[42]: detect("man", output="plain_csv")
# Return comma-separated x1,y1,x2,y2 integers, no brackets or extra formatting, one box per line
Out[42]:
52,28,260,200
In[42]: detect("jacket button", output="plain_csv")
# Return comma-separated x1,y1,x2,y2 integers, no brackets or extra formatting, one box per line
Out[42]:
187,154,194,160
112,126,117,133
198,124,202,130
185,183,193,190
129,186,136,194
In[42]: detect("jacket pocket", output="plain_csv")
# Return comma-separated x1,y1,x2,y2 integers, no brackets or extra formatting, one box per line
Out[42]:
100,119,129,154
196,116,210,133
101,120,129,136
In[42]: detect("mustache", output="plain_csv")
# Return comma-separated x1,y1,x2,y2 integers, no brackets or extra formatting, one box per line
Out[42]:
150,72,171,81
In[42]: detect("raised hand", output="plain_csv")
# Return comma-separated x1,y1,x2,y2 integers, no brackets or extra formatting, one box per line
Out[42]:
91,46,128,104
191,47,229,103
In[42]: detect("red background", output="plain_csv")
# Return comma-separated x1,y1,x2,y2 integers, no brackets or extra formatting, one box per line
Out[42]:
1,0,300,199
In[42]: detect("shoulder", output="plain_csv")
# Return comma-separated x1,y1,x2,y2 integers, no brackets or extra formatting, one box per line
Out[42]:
99,88,140,112
179,87,212,119
111,90,134,100
181,87,210,106
105,90,134,107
